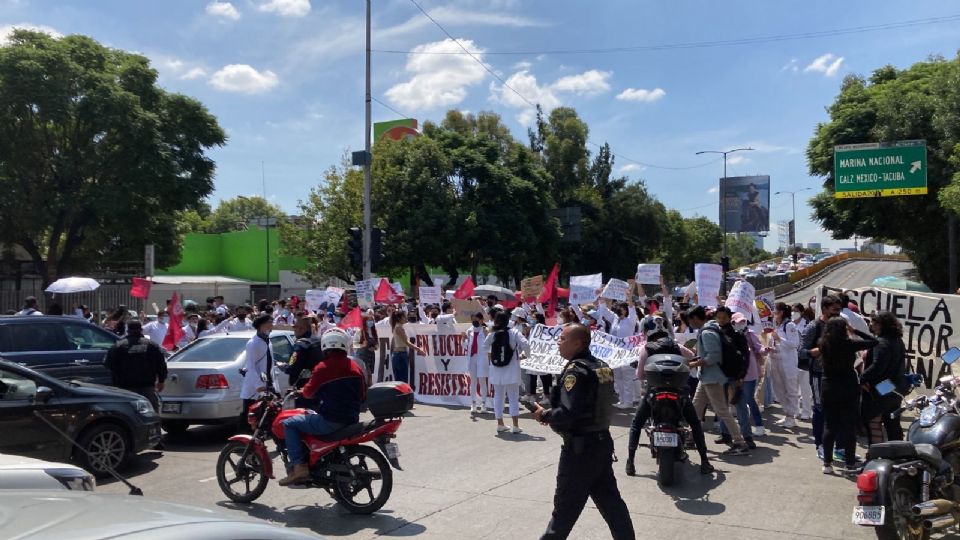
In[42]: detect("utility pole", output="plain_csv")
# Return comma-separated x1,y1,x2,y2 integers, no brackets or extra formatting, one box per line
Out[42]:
362,0,373,280
775,187,812,263
262,161,270,297
695,147,754,296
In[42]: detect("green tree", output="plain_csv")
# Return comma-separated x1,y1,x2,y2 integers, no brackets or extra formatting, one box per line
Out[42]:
204,196,284,233
726,234,773,269
659,215,722,283
0,31,224,284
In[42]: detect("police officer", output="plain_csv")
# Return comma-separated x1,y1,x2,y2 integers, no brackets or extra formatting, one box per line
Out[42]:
533,324,635,540
104,320,167,411
285,316,323,410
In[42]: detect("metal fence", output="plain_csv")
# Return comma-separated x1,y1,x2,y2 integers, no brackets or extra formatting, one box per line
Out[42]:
0,284,144,318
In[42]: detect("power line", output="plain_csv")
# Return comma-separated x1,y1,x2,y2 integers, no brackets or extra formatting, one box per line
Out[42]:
372,96,411,119
405,0,721,172
374,14,960,56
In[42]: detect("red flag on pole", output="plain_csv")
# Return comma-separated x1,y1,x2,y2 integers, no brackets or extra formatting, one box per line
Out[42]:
130,278,152,299
338,307,362,330
374,278,399,304
538,263,560,318
453,276,475,300
162,292,185,351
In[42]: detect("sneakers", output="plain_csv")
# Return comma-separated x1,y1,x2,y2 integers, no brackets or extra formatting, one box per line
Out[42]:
799,414,812,421
776,417,797,429
470,404,477,415
496,425,509,434
722,444,750,456
816,446,825,460
625,459,636,476
511,426,523,434
715,434,732,446
700,462,716,475
751,425,766,437
745,438,757,450
614,402,634,410
822,464,834,474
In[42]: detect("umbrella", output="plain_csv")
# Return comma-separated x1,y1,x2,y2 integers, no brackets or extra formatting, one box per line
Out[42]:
870,276,932,292
473,284,515,301
45,277,101,294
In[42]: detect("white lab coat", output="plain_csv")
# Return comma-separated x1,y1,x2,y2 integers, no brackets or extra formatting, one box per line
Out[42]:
227,318,254,333
142,321,169,346
239,335,280,399
483,328,528,386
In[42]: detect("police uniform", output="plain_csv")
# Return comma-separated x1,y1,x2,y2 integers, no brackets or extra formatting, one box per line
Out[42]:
539,351,635,540
104,334,167,411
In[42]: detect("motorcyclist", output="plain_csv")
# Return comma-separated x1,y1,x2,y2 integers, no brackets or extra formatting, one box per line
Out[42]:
278,328,366,486
625,316,714,476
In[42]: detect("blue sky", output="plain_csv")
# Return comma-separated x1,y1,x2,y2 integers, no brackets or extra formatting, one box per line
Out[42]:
3,0,960,251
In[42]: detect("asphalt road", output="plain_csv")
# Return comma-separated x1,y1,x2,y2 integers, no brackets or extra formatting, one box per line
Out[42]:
779,259,916,306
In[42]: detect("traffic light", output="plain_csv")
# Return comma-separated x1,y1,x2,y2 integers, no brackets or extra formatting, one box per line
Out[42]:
347,227,362,272
371,228,387,272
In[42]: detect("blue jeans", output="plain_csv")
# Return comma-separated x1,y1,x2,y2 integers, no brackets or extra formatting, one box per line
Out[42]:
741,379,763,427
720,381,752,440
282,413,345,465
763,375,775,407
391,351,409,383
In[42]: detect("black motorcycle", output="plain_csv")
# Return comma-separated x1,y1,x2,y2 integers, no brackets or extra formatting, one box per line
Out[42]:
854,347,960,540
642,354,693,486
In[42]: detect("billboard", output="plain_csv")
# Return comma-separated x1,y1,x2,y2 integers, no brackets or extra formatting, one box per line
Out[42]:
374,119,419,142
720,175,770,234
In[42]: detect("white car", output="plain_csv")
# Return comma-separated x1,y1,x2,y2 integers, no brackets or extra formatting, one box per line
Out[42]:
737,267,752,277
777,262,792,273
0,454,95,491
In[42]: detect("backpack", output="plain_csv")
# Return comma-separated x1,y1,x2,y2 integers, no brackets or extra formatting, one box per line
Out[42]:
490,330,514,367
703,326,747,380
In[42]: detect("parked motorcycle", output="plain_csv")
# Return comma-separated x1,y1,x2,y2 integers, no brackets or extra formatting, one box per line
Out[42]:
215,380,414,514
642,353,693,486
854,347,960,540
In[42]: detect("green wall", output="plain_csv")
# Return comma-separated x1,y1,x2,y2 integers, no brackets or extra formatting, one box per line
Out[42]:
159,228,307,282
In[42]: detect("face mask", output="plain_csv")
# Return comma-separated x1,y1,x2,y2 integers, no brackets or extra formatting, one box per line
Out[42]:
734,322,748,333
472,320,481,328
485,321,494,329
792,311,802,322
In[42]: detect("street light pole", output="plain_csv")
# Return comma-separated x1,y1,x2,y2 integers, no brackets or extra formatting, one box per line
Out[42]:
362,0,373,280
695,147,754,296
774,187,812,261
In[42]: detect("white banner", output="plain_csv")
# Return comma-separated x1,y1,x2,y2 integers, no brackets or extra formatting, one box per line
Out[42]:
601,278,629,301
304,287,344,313
523,324,644,374
419,286,442,305
694,263,723,307
725,280,756,317
569,273,602,305
635,264,661,285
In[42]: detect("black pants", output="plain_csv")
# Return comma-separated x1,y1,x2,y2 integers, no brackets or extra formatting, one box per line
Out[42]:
822,393,859,467
540,432,634,540
627,393,709,463
126,386,160,412
528,374,553,397
240,399,255,432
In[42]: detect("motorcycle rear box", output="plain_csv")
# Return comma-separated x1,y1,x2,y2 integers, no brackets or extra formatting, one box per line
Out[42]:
367,382,415,418
644,354,690,389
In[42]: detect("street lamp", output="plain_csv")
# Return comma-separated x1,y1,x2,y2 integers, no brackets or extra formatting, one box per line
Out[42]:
774,187,813,261
695,147,754,295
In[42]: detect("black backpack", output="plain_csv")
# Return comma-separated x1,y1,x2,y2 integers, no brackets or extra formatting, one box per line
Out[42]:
490,330,514,367
703,326,747,380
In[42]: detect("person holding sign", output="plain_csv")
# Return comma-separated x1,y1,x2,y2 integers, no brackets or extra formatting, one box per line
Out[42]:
596,294,640,409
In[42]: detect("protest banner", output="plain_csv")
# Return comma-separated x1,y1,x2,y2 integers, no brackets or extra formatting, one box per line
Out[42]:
304,289,325,312
452,298,482,323
569,273,602,305
725,280,756,317
694,264,722,306
757,292,776,332
523,324,644,374
600,278,629,301
521,275,544,300
419,286,442,305
355,279,377,308
635,264,661,285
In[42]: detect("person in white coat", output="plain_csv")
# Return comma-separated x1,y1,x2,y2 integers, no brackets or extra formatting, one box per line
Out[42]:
792,303,814,420
483,311,528,435
239,314,281,430
596,298,639,408
769,302,802,428
466,311,490,415
142,310,169,346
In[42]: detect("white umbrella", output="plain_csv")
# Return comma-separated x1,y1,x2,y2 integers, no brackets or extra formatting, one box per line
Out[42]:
45,277,101,294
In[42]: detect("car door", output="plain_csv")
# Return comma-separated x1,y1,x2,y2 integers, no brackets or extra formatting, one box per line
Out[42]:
270,335,294,391
0,322,74,371
61,323,118,385
0,366,72,462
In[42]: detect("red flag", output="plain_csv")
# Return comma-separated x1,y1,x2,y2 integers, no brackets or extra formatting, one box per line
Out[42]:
453,276,475,300
500,297,519,310
162,292,185,351
337,307,362,330
538,263,560,318
374,278,399,304
130,277,152,299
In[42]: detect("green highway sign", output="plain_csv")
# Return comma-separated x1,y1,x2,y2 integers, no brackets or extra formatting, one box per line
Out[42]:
833,140,927,199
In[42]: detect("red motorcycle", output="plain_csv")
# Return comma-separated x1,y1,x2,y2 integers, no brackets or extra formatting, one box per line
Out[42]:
215,381,414,514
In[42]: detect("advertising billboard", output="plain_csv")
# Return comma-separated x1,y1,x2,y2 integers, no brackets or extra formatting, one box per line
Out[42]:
720,175,770,234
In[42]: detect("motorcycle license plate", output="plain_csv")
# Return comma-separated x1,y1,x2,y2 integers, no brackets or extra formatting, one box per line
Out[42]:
653,432,678,447
161,401,181,414
385,443,400,459
852,506,885,526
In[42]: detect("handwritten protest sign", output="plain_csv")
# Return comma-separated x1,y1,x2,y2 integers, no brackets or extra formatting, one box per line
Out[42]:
600,278,629,301
524,324,644,374
694,264,722,307
569,273,602,305
725,280,756,317
419,286,442,305
635,264,661,285
452,298,482,323
521,275,544,300
355,279,377,308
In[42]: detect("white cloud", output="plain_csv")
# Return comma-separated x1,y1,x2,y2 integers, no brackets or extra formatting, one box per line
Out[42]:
804,53,844,77
726,155,749,166
0,23,61,45
154,56,209,81
513,60,533,71
781,58,800,73
257,0,310,17
491,68,613,124
180,67,208,80
620,163,645,174
616,87,666,103
707,186,719,194
208,64,279,94
206,1,240,21
551,70,611,95
385,39,487,111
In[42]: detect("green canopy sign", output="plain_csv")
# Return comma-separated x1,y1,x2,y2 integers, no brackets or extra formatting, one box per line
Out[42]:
833,140,927,199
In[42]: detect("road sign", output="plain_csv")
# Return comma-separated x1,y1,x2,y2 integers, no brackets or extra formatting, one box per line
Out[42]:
833,140,927,199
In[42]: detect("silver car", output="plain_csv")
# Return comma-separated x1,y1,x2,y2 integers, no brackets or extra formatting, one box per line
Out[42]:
0,454,95,492
158,331,294,434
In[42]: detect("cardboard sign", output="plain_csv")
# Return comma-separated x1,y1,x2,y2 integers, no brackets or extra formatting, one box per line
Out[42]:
635,264,661,285
600,278,629,301
452,298,482,323
521,275,544,300
725,280,756,317
419,286,442,305
694,264,722,307
569,273,603,305
355,279,377,308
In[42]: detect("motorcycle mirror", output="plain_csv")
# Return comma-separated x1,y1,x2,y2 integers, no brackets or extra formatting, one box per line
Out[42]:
941,347,960,365
875,379,896,396
299,369,312,381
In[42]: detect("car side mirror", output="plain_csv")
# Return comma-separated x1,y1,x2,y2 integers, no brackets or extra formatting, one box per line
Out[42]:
33,386,54,404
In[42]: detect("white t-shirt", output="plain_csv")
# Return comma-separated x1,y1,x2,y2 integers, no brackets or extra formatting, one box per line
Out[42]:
142,321,169,345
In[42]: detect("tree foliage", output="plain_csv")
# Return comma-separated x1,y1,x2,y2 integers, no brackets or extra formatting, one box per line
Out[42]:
0,31,224,283
182,196,284,234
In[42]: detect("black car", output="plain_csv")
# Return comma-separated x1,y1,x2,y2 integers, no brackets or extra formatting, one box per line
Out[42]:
0,359,162,477
0,316,119,385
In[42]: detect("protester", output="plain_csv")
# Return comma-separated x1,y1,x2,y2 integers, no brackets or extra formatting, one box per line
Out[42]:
389,311,426,384
227,306,253,332
769,302,801,429
104,320,167,412
718,312,764,443
799,295,843,459
178,312,201,348
818,316,877,473
860,311,907,444
142,310,169,345
238,314,277,430
792,302,814,420
354,311,378,385
484,311,527,435
466,311,490,415
716,308,756,449
103,306,130,336
596,297,640,408
16,296,43,316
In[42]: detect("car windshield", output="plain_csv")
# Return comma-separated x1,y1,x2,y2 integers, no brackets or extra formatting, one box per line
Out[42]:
169,337,248,363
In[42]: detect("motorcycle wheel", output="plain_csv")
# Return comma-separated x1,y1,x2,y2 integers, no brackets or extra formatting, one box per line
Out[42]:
216,440,270,504
332,445,393,514
874,477,930,540
658,447,676,487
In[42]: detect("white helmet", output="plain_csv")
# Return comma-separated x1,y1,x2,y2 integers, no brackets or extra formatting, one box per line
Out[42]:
642,316,668,338
321,329,350,352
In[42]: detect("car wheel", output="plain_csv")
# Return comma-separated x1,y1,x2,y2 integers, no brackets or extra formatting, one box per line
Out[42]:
161,420,190,436
75,423,130,477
